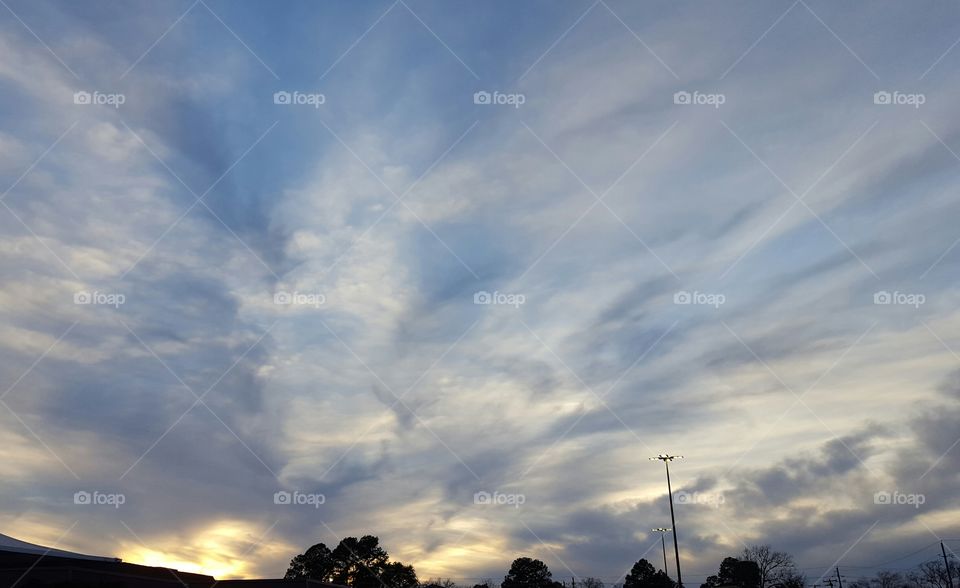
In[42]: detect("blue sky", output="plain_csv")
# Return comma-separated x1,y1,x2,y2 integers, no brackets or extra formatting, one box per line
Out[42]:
1,0,960,583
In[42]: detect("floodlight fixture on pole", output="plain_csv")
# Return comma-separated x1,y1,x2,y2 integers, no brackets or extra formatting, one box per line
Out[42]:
650,454,684,588
652,527,672,575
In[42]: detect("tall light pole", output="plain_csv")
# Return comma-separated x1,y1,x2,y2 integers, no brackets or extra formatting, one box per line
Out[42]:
942,541,955,588
650,454,684,588
652,527,672,576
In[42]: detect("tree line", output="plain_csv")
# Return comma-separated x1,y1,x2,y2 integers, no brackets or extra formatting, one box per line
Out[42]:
848,560,959,588
284,536,958,588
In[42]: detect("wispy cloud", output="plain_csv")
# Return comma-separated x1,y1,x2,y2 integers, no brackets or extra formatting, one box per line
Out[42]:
1,0,959,582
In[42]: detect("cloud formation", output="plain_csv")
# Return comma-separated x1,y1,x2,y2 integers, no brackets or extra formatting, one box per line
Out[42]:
1,0,959,583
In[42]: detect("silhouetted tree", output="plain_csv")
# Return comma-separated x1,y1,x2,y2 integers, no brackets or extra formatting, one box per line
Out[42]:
382,562,419,588
624,558,676,588
773,571,805,588
331,535,390,588
582,577,606,588
423,578,461,588
285,535,417,588
472,579,496,588
849,570,911,588
701,557,760,588
871,571,908,588
503,557,559,588
909,559,959,588
285,542,336,581
739,545,797,588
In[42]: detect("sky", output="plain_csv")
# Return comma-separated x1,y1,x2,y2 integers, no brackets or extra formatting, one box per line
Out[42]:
1,0,960,584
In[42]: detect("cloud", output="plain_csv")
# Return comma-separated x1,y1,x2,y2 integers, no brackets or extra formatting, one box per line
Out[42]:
2,0,960,584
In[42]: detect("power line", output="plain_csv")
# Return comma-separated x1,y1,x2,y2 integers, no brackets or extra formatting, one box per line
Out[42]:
771,541,945,572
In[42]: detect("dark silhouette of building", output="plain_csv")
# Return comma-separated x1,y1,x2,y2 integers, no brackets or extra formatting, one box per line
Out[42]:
0,532,343,588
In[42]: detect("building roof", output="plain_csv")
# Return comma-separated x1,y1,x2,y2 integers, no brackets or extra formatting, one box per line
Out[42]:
0,532,120,562
0,532,346,587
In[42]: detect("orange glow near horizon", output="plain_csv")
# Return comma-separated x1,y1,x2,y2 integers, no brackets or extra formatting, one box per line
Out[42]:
117,519,294,580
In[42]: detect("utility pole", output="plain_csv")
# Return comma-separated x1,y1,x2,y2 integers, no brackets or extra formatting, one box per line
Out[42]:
650,454,684,588
943,541,955,588
836,568,844,588
653,528,672,575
